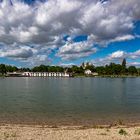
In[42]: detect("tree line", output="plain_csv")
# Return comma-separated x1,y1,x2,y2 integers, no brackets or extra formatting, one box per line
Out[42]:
0,64,65,75
67,59,140,76
0,59,140,76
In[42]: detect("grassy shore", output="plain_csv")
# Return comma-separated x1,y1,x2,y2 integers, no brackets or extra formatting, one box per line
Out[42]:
96,75,140,78
74,74,140,78
0,124,140,140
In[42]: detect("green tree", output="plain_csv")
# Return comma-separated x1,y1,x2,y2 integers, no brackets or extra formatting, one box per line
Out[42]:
95,66,106,75
20,67,31,72
113,64,123,75
81,62,85,69
128,66,137,75
122,58,126,68
85,64,95,72
32,65,48,72
71,65,84,74
121,58,127,74
137,68,140,75
0,64,6,75
5,65,18,72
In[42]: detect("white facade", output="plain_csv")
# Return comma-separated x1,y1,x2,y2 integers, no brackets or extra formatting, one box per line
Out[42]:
22,72,70,77
92,72,98,76
84,69,92,75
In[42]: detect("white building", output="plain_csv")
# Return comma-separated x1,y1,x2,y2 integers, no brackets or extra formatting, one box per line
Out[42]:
92,72,98,76
22,72,70,77
84,69,92,75
84,70,98,76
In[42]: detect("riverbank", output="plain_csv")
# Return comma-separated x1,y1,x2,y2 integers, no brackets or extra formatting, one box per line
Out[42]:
0,123,140,140
74,74,140,78
1,73,140,77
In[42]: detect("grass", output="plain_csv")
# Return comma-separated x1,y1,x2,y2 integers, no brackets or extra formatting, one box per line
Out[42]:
99,133,107,135
4,132,10,139
0,74,5,77
93,125,105,129
134,128,140,135
106,129,110,132
119,129,128,136
3,132,17,140
117,119,124,125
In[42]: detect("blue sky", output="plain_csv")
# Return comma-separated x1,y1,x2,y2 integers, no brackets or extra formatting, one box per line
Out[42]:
0,0,140,67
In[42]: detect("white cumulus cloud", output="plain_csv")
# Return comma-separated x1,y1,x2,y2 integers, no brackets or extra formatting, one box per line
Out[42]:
0,0,139,65
92,49,140,67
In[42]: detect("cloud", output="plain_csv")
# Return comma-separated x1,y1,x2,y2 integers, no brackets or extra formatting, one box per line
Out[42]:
59,62,76,67
109,51,127,59
92,50,140,67
128,62,140,67
23,54,51,66
57,36,97,60
0,43,51,65
0,48,33,59
0,0,140,65
129,50,140,59
109,35,136,43
0,43,34,59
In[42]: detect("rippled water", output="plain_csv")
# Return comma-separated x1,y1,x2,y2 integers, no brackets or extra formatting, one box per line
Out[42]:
0,77,140,125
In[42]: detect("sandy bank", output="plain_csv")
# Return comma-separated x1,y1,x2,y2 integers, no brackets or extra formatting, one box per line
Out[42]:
0,124,140,140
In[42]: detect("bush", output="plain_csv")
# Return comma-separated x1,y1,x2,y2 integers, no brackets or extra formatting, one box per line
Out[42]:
134,129,140,135
119,129,127,135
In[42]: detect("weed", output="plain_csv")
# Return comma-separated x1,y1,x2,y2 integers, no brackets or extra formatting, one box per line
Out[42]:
118,119,123,125
134,129,140,135
100,133,107,135
119,129,127,136
106,129,110,132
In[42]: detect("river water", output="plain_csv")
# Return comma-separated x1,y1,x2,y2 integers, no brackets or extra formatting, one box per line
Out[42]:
0,77,140,125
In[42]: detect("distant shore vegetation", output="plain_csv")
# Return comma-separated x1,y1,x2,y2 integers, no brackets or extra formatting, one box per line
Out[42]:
0,59,140,77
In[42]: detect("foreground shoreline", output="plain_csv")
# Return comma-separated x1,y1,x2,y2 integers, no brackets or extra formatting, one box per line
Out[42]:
0,123,140,140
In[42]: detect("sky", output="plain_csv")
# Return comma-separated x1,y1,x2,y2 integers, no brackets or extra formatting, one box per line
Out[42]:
0,0,140,67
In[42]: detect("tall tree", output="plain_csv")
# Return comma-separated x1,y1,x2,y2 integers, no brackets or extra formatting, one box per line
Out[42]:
0,64,6,75
121,58,127,74
122,58,126,68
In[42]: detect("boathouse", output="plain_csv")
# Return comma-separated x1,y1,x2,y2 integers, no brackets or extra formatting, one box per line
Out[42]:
22,72,70,77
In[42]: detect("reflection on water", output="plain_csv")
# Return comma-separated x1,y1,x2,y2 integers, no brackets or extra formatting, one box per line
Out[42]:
0,77,140,125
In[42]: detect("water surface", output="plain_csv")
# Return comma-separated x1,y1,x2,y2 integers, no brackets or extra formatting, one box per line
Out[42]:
0,77,140,125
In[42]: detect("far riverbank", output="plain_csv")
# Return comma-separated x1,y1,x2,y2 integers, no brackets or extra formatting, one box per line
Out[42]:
74,74,140,78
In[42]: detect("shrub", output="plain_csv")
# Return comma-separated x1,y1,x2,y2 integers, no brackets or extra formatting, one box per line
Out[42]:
118,119,123,125
134,129,140,135
119,129,127,135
